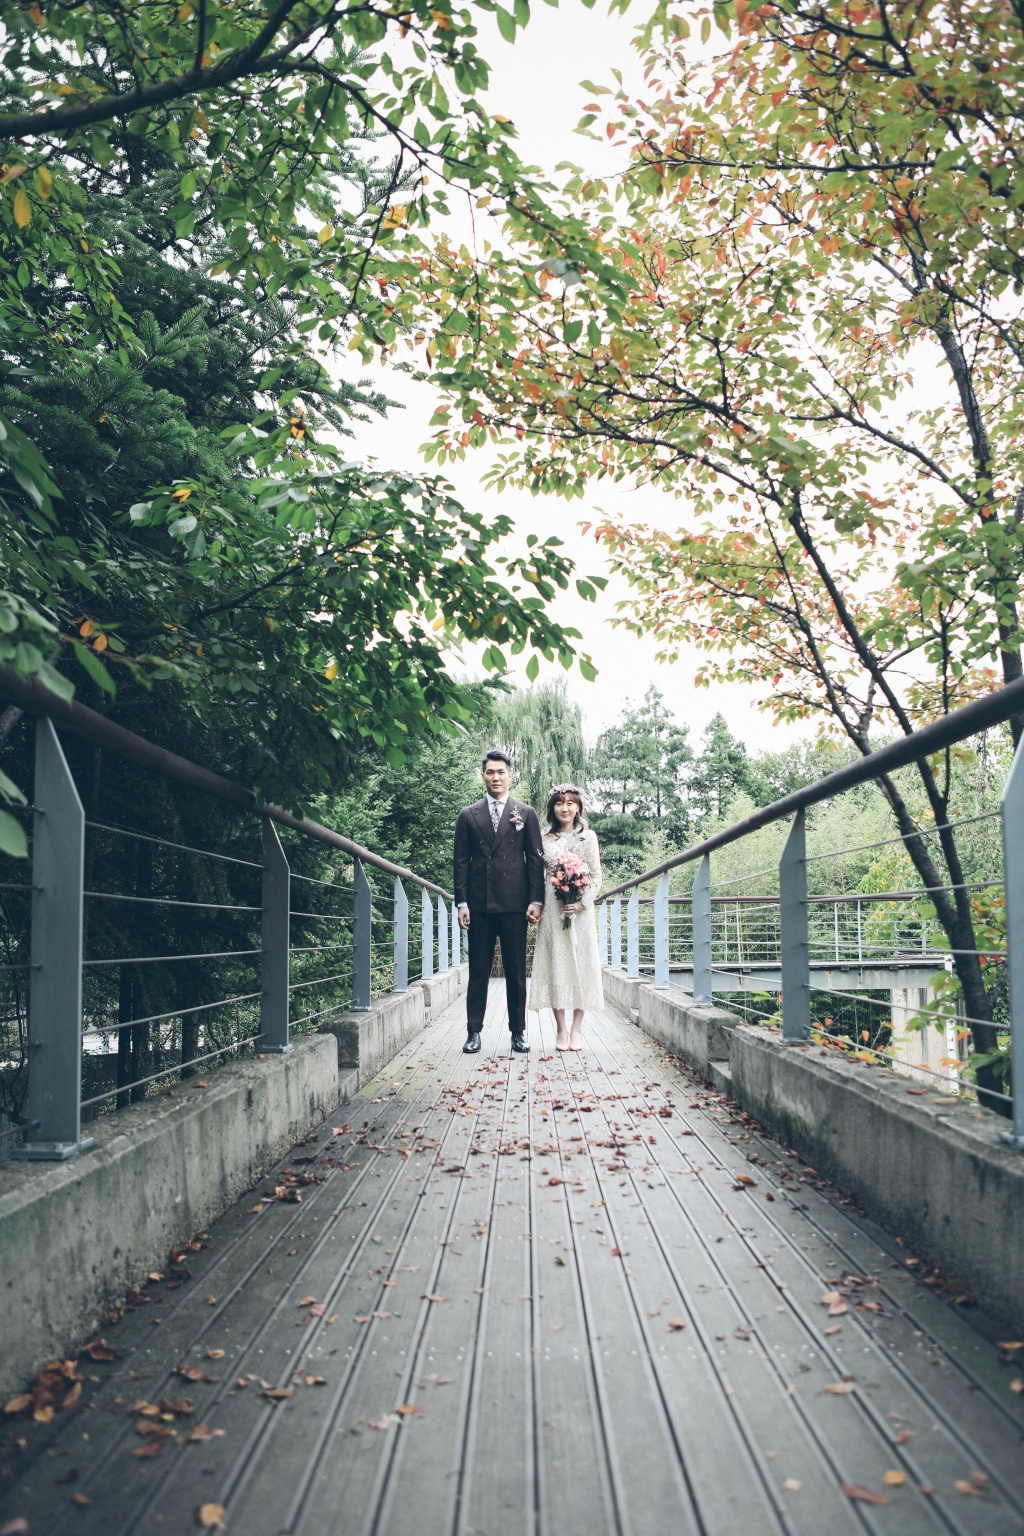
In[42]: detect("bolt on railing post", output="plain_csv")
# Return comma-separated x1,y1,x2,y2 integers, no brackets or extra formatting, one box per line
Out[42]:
654,873,669,989
611,894,622,969
780,810,810,1042
13,718,91,1161
692,854,712,1006
627,889,639,977
260,820,292,1052
393,877,409,993
1000,737,1024,1147
352,857,371,1011
438,895,449,971
598,902,608,965
421,886,434,980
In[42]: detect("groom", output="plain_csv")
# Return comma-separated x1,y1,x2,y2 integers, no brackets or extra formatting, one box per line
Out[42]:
453,750,544,1054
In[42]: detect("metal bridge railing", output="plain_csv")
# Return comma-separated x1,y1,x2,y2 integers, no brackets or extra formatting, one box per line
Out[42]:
596,677,1024,1150
0,677,464,1164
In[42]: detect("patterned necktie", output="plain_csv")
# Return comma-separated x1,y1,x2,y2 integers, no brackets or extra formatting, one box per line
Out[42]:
490,799,501,832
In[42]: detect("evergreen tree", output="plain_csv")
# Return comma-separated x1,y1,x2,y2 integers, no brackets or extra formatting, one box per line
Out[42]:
589,686,692,840
689,714,752,826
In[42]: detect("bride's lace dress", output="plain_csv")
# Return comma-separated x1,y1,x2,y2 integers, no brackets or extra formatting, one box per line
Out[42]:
528,828,604,1013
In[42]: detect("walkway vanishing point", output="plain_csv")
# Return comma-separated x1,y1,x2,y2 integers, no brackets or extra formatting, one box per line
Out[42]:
2,986,1024,1536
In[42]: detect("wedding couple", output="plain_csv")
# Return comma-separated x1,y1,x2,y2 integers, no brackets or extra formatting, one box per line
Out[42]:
453,750,604,1055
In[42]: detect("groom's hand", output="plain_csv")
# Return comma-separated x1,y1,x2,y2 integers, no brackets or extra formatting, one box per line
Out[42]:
458,904,471,930
526,903,542,925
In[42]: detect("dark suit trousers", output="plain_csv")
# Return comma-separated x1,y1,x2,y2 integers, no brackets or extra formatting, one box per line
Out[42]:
466,910,528,1035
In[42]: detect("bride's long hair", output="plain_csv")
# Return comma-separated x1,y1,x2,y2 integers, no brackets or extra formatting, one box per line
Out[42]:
544,784,587,834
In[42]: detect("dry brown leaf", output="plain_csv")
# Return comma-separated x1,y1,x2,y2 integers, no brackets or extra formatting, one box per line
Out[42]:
825,1382,855,1395
554,1255,566,1266
3,1395,32,1417
71,1492,91,1507
79,1341,117,1362
894,1429,916,1445
175,1365,204,1383
841,1483,890,1506
1009,1378,1024,1395
824,1326,843,1337
425,1294,445,1303
997,1341,1024,1351
734,1174,757,1186
668,1319,687,1332
196,1504,226,1529
205,1350,225,1361
147,1273,164,1283
394,1403,423,1416
159,1396,195,1416
305,1376,327,1387
782,1479,801,1493
297,1297,317,1308
262,1388,293,1402
953,1480,979,1496
132,1438,165,1459
33,1405,54,1424
0,1520,29,1536
882,1470,906,1487
368,1413,393,1430
189,1423,226,1444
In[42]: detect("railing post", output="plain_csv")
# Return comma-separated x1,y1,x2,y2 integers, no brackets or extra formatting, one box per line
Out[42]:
627,889,639,977
780,810,810,1042
393,876,409,993
13,719,91,1161
1001,738,1024,1147
451,900,460,969
438,895,449,971
611,894,622,969
421,886,434,980
260,820,292,1052
598,902,608,965
692,854,712,1006
352,857,371,1011
654,873,669,989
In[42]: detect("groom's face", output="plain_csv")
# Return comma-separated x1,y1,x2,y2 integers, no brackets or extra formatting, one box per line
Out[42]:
482,759,511,798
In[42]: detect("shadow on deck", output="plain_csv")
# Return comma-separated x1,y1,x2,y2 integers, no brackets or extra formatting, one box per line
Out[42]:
2,985,1023,1536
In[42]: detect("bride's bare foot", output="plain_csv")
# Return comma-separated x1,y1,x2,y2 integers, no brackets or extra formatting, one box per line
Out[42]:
569,1010,584,1051
553,1009,571,1051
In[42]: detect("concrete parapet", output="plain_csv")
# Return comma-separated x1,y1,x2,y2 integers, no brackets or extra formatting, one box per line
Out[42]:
0,966,467,1400
0,1037,338,1401
318,965,467,1085
602,968,736,1075
602,966,1024,1333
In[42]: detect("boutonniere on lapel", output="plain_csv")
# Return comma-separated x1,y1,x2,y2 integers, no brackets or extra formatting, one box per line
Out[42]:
508,807,525,831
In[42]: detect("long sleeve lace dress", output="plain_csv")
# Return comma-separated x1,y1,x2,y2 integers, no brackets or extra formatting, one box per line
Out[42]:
528,827,604,1014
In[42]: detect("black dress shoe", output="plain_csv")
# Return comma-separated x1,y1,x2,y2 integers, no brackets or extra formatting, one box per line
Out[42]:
510,1033,530,1053
463,1031,481,1054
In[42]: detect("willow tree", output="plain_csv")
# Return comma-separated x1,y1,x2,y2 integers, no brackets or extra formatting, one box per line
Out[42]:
402,0,1024,1105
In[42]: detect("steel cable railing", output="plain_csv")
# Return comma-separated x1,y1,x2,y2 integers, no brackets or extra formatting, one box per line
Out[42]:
597,679,1024,1147
0,686,465,1163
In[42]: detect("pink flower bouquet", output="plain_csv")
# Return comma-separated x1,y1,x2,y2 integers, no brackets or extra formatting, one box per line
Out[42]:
548,851,593,929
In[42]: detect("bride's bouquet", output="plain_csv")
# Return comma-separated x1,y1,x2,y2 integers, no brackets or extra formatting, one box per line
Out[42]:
549,851,593,929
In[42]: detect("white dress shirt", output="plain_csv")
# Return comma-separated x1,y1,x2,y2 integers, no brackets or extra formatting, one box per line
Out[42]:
458,793,510,909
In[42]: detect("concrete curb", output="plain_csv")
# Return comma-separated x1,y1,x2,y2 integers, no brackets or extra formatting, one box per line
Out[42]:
0,965,467,1400
603,968,1024,1335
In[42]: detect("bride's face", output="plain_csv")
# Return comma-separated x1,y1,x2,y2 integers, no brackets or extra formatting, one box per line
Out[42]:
553,796,579,827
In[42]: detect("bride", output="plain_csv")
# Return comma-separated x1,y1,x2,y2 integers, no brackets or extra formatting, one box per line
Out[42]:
529,784,604,1051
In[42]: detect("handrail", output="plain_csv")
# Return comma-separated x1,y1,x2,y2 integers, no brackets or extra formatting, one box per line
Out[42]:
597,677,1024,900
0,666,454,901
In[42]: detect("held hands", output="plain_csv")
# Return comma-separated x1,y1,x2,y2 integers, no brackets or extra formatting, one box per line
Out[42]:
526,903,543,925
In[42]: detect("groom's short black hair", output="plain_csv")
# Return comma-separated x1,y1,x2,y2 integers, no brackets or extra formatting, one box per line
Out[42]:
482,749,511,770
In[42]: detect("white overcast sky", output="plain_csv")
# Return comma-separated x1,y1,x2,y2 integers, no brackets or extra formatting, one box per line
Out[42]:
342,1,813,752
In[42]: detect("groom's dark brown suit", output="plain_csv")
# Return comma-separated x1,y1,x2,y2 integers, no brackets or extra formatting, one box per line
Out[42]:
453,797,544,1036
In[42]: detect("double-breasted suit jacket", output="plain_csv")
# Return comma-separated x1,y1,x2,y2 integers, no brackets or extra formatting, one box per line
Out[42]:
453,798,545,914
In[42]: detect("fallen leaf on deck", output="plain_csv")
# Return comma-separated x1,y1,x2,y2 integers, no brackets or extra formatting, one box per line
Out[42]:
648,1307,661,1317
262,1388,293,1402
189,1424,226,1443
824,1326,843,1337
71,1492,91,1507
1010,1378,1023,1394
841,1483,890,1505
423,1374,452,1386
147,1273,164,1283
305,1376,327,1387
80,1341,117,1362
734,1175,757,1187
297,1297,317,1308
554,1255,566,1266
424,1294,445,1303
354,1316,371,1324
997,1341,1024,1351
783,1479,801,1493
953,1480,979,1496
160,1396,194,1416
132,1437,166,1458
3,1395,32,1416
205,1350,225,1361
0,1520,29,1536
668,1319,687,1331
882,1470,906,1487
127,1399,160,1416
174,1366,204,1383
395,1403,423,1416
894,1429,916,1445
825,1382,855,1395
368,1414,393,1430
196,1504,226,1529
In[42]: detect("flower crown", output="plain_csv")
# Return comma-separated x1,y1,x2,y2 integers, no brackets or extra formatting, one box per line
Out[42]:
549,783,583,800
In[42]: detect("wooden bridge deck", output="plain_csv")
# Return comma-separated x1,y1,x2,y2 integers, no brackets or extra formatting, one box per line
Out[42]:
3,986,1024,1536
